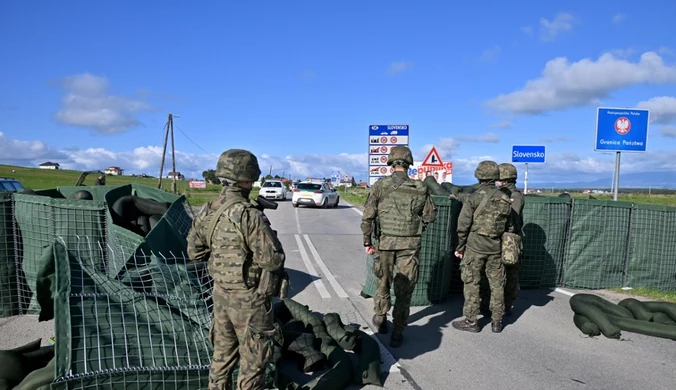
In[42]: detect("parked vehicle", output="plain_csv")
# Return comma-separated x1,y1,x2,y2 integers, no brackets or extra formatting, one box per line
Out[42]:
0,177,25,193
292,181,339,208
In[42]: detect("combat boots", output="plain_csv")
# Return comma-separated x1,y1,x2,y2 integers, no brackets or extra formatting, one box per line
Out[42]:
372,314,388,334
491,319,503,333
451,318,480,333
504,306,513,316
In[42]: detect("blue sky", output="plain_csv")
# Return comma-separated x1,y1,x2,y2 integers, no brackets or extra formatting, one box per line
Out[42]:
1,0,676,185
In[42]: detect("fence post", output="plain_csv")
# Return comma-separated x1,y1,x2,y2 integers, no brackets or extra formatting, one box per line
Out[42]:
622,203,634,288
560,198,575,288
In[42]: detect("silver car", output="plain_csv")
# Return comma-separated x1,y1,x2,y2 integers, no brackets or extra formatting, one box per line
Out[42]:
260,180,287,200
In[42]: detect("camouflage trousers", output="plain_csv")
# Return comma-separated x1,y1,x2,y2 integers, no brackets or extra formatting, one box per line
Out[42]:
372,248,420,333
209,284,275,390
460,250,505,322
480,262,520,309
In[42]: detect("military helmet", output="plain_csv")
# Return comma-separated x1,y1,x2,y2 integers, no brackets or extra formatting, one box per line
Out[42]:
387,146,414,167
215,149,262,182
474,160,500,180
498,163,518,180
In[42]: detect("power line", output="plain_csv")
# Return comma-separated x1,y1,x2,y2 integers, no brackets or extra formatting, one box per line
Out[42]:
173,123,218,159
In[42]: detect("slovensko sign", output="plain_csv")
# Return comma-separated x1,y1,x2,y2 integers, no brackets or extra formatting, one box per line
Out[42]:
511,145,546,163
595,107,649,152
368,125,410,185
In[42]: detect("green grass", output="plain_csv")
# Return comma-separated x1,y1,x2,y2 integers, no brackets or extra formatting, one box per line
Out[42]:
335,187,369,206
550,193,676,206
609,288,676,303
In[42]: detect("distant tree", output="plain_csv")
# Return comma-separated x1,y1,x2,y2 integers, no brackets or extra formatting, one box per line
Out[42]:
351,176,357,186
274,174,280,179
202,169,217,184
265,174,273,180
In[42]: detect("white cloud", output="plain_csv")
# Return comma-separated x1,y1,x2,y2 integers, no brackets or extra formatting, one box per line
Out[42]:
457,133,500,143
539,13,575,42
0,132,67,162
479,45,501,62
55,73,154,134
661,125,676,137
387,61,413,76
636,96,676,124
521,26,533,35
612,14,626,23
539,136,573,143
485,51,676,115
488,120,513,129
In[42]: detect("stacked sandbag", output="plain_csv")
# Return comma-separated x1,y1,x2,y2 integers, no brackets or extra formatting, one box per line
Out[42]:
569,294,676,341
0,339,55,389
110,195,171,237
274,299,383,389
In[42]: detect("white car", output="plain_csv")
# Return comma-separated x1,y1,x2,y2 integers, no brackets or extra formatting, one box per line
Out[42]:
260,180,287,200
292,181,340,208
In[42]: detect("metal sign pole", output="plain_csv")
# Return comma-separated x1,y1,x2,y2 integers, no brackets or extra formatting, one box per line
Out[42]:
613,151,621,201
524,163,529,194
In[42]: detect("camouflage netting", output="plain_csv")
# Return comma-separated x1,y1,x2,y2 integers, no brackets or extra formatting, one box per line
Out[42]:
361,190,676,306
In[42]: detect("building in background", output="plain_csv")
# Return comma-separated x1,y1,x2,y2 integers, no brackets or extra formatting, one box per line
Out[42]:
104,166,124,175
39,162,60,170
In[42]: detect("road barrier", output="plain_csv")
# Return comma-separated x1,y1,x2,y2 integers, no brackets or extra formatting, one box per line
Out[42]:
361,195,676,306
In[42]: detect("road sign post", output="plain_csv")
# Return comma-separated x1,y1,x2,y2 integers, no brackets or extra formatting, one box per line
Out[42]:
594,107,650,201
367,125,410,185
511,145,546,194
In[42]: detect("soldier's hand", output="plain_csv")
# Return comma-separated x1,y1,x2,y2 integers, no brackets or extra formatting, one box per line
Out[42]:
365,245,375,255
454,251,463,259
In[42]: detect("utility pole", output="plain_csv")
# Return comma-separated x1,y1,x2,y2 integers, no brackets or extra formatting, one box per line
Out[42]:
157,114,178,194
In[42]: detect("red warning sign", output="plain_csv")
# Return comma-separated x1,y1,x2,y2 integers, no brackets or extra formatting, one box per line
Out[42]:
380,136,388,143
380,156,387,163
421,146,444,167
380,146,388,154
389,166,395,173
380,167,387,174
615,117,631,135
390,136,398,144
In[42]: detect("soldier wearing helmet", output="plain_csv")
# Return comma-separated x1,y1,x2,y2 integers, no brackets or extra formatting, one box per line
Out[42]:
452,160,516,334
187,149,286,389
361,145,436,348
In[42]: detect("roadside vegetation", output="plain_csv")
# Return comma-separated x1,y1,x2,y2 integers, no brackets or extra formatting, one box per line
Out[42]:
608,288,676,303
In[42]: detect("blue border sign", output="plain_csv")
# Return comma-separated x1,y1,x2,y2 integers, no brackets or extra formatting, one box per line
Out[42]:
368,125,410,185
511,145,546,163
595,107,649,152
369,125,409,136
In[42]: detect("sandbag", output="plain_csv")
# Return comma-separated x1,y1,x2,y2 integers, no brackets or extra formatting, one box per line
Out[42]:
573,314,601,337
285,331,325,372
652,312,676,326
643,301,676,322
422,176,450,196
137,215,151,236
0,350,30,384
322,313,357,350
569,295,622,338
9,340,41,355
571,294,633,319
111,195,171,222
353,330,382,387
283,299,335,351
14,357,55,390
300,343,352,390
618,298,654,322
608,315,676,341
149,214,162,230
71,190,93,200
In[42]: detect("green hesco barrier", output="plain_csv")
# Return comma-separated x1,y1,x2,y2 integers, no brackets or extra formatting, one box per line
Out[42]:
361,195,454,306
58,184,125,201
519,196,571,289
563,199,633,289
48,238,212,389
12,193,108,315
627,204,676,291
0,192,19,317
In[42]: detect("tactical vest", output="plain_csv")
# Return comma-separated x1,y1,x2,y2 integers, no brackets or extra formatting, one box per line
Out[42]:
377,177,428,237
205,197,261,289
471,189,512,238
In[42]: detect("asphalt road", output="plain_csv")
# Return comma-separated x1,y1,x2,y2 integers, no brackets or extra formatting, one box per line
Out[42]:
2,194,675,390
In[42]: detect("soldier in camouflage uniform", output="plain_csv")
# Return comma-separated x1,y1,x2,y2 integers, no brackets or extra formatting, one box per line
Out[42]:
187,149,286,390
497,163,524,315
361,146,437,347
451,161,516,333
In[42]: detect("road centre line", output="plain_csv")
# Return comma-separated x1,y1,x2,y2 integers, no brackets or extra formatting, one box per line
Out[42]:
294,207,302,234
294,234,331,299
302,234,349,299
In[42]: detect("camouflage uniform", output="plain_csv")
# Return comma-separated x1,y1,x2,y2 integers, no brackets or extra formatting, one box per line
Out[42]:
498,163,524,313
187,149,286,390
451,161,516,333
361,146,437,347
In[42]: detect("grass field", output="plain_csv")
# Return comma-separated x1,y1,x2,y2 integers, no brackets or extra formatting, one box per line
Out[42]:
609,288,676,303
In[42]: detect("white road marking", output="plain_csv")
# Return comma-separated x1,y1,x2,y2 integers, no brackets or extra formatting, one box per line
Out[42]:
294,234,331,299
294,207,302,234
341,200,364,216
303,234,349,299
554,287,576,297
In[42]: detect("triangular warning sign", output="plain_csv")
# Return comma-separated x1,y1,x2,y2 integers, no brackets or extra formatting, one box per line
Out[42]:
421,146,444,167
